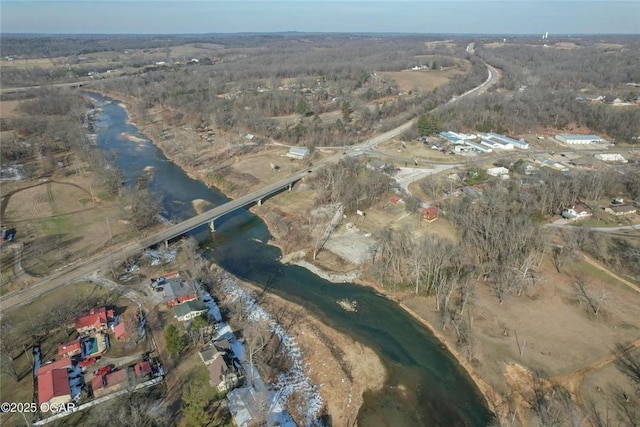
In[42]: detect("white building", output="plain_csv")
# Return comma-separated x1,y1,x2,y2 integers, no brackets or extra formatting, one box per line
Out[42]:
486,133,529,149
464,140,492,153
555,134,603,144
486,167,510,177
478,134,514,150
594,153,627,163
562,205,593,220
286,146,309,160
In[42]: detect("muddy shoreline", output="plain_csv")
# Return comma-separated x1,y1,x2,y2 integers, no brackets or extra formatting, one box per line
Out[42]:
99,90,497,419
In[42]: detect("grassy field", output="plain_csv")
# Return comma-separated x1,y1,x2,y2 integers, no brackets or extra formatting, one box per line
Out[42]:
1,169,130,293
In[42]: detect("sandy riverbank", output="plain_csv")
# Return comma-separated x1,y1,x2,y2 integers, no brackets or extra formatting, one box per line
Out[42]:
107,91,499,420
236,277,386,425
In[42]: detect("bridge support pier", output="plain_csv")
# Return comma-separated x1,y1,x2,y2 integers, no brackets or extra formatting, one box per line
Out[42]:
257,199,262,207
288,183,292,191
164,240,169,248
209,219,215,232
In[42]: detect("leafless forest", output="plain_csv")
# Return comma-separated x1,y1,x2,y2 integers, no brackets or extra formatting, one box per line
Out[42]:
2,33,640,426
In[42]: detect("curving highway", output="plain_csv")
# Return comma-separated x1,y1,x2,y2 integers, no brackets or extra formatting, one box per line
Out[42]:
0,63,500,312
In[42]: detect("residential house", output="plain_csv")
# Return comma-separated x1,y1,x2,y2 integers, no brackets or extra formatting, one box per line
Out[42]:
114,322,128,340
562,205,593,220
38,368,71,410
206,352,240,393
38,358,72,376
213,339,232,354
163,275,198,307
58,339,82,359
198,344,220,365
174,300,208,322
420,207,438,223
604,205,637,216
132,361,152,379
75,307,114,334
92,369,128,398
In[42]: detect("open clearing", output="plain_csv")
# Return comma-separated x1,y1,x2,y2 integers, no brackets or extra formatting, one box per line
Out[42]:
1,171,128,293
404,255,640,420
379,65,468,93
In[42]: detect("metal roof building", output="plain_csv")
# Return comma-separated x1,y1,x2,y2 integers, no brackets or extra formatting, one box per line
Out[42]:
486,133,529,149
286,146,309,159
464,140,492,153
555,134,603,144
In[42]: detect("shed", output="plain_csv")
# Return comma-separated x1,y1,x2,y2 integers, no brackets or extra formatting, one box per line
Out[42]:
421,207,438,223
114,322,128,340
286,146,309,160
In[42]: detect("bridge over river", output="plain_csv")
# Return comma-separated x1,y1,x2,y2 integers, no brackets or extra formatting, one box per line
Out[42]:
0,167,315,310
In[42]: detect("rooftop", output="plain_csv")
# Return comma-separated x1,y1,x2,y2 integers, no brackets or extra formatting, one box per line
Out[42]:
75,307,114,331
58,339,82,357
174,300,208,318
163,277,197,302
38,368,71,405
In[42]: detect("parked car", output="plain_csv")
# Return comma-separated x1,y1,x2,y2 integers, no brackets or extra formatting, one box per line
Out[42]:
93,365,113,376
79,357,98,368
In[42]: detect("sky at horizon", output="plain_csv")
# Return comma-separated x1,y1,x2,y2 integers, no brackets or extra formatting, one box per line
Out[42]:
1,1,639,35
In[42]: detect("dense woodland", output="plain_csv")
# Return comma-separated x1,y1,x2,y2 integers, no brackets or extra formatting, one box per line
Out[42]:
435,41,640,142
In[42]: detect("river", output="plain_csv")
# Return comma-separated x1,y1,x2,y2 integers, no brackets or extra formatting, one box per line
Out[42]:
89,92,493,426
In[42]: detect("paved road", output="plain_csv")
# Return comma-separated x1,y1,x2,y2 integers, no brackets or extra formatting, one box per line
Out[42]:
0,171,311,312
0,63,499,312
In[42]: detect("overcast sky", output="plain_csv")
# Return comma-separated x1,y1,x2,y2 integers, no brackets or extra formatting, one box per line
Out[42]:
1,1,639,35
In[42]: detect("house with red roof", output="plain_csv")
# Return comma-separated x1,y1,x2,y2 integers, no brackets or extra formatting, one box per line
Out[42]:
58,339,82,359
38,358,73,376
38,369,71,409
163,276,198,308
421,206,438,223
133,361,152,378
74,307,114,334
114,322,128,340
92,369,128,398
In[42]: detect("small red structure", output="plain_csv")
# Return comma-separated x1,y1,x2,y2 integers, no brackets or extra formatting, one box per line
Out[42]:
133,361,152,378
421,206,438,223
114,322,128,340
79,357,98,368
390,196,401,204
58,339,82,359
93,365,113,377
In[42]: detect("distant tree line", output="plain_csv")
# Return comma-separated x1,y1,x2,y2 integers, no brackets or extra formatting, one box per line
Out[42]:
431,41,640,142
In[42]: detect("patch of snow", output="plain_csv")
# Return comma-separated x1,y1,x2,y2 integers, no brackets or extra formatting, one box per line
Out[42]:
222,273,324,426
140,248,177,266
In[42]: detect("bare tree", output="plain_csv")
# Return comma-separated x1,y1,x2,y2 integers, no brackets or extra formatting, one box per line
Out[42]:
613,343,640,385
573,274,606,316
244,319,273,389
0,322,19,382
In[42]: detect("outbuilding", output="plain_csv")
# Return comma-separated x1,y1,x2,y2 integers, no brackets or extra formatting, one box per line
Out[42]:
555,134,603,145
286,147,309,160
